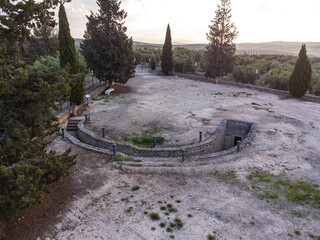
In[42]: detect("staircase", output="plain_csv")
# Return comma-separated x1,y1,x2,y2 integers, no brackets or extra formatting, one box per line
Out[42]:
67,118,81,131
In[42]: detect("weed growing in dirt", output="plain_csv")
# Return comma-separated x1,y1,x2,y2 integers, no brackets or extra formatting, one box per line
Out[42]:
207,234,216,240
150,213,160,221
116,155,141,163
131,185,140,191
308,233,320,239
174,218,184,229
213,171,239,185
151,227,156,231
160,222,166,228
251,102,274,112
126,207,133,213
170,235,175,239
247,167,320,209
160,206,166,211
144,211,148,215
233,92,252,97
187,214,193,218
167,204,178,213
294,230,301,235
166,227,173,232
175,200,182,203
121,197,129,202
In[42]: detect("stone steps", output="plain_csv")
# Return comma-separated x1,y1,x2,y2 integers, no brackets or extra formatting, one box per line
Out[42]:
67,119,81,131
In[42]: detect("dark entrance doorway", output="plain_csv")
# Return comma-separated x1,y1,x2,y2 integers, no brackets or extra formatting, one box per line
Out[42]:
233,136,242,147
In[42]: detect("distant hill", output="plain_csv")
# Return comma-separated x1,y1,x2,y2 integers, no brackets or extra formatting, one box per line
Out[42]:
75,39,320,57
236,41,320,57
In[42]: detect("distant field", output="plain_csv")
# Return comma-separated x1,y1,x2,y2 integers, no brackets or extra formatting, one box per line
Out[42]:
75,39,320,57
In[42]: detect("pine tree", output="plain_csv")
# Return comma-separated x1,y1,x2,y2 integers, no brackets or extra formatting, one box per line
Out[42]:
0,0,76,227
58,3,80,74
81,0,135,86
205,0,238,78
289,44,312,97
27,24,59,58
161,24,173,75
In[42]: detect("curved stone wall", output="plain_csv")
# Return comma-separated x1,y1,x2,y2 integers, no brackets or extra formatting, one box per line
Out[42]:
77,119,258,158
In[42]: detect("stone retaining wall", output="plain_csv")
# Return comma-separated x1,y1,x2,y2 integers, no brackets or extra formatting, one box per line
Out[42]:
77,119,257,158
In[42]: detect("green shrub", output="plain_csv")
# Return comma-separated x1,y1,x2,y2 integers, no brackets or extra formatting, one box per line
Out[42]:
131,185,140,191
150,212,160,221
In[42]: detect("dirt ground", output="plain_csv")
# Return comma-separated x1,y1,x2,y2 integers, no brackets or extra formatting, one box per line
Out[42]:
3,75,320,240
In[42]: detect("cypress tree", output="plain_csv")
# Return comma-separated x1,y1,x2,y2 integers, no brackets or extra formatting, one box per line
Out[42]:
81,0,135,86
205,0,238,78
289,44,312,97
161,24,173,75
58,3,80,74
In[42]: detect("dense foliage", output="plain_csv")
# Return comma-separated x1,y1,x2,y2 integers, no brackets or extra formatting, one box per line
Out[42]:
233,55,276,84
81,0,135,86
289,44,312,97
58,3,80,74
161,24,173,75
133,48,162,64
264,64,294,91
173,48,196,74
205,0,238,78
0,0,76,227
27,24,58,58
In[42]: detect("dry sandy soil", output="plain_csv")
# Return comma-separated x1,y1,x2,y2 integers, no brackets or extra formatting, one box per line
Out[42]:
3,75,320,240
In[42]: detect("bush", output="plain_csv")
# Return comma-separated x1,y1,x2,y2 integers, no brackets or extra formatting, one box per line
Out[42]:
149,212,160,221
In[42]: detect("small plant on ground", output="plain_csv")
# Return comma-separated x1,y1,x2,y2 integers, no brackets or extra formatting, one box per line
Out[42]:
150,212,160,221
160,206,166,211
294,230,301,235
121,197,129,202
207,234,216,240
126,207,133,213
213,171,239,185
144,211,148,215
131,185,140,191
174,218,184,229
151,227,156,231
116,155,141,162
175,200,182,203
166,227,173,233
170,235,175,239
167,204,178,213
187,214,193,218
160,222,166,228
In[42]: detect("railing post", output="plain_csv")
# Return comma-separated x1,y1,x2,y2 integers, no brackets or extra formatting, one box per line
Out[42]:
102,127,105,138
181,149,186,163
237,141,241,153
85,114,88,123
153,136,156,148
113,144,117,160
61,128,65,139
199,131,203,142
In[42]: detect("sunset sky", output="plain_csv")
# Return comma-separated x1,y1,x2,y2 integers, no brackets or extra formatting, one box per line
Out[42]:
61,0,320,44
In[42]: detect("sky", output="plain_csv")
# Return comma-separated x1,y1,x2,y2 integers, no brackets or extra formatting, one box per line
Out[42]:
61,0,320,44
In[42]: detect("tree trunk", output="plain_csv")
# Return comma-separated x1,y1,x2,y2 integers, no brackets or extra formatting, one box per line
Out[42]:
71,103,76,116
108,79,113,88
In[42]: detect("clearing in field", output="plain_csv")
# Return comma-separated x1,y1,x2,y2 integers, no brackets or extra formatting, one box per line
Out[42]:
5,75,320,240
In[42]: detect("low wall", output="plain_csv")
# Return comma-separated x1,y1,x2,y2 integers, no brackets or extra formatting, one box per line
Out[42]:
174,73,320,103
57,82,110,124
77,119,257,158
